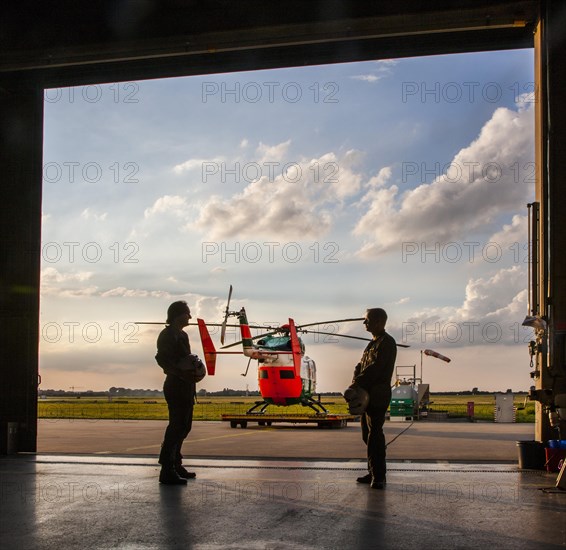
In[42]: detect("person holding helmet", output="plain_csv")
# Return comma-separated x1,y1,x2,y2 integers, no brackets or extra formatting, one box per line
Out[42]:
350,308,397,489
155,301,206,485
344,385,369,415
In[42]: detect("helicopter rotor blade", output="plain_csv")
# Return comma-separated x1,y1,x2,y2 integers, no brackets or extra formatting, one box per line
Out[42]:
137,316,364,330
220,284,233,345
135,321,242,328
297,328,371,342
222,326,366,349
220,318,365,348
137,319,411,348
298,328,411,347
296,317,364,329
136,321,410,348
299,329,410,348
137,322,227,328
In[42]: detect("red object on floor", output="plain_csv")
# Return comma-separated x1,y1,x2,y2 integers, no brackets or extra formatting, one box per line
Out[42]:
544,448,566,472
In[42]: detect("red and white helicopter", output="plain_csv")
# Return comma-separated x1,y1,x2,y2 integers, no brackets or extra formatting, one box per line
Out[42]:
141,286,409,414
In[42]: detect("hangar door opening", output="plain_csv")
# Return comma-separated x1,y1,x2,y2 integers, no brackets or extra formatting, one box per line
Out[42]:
38,49,536,457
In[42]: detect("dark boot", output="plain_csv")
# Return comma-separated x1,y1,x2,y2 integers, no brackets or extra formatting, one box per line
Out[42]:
175,464,196,479
370,480,386,489
159,466,187,485
356,473,372,484
370,475,386,489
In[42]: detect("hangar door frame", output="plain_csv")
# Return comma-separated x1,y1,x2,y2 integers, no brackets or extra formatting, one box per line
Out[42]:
1,1,564,451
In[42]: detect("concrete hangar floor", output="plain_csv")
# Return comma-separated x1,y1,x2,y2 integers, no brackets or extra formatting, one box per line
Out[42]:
1,420,565,549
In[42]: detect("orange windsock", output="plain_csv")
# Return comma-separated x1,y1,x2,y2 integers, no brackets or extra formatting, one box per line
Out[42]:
424,349,451,363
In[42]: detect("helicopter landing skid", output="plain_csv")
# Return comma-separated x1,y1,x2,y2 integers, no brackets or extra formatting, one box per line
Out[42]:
244,398,329,415
301,398,329,415
245,401,271,414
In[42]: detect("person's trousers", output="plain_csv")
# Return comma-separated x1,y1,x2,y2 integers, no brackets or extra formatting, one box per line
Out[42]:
361,406,388,481
158,375,194,467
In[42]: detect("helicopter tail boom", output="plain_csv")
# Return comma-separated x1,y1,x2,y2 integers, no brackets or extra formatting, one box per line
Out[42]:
237,309,258,359
288,319,302,377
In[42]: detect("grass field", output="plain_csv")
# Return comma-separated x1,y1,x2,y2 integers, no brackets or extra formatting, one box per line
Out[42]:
38,393,535,422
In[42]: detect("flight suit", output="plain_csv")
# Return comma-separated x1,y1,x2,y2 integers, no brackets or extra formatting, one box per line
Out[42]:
155,325,196,469
352,331,397,482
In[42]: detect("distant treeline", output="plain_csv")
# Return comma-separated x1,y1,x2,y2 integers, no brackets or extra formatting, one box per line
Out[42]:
38,387,525,398
443,389,526,395
38,387,265,398
39,388,163,398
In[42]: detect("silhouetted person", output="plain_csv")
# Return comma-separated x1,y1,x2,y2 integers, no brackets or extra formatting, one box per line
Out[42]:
351,308,397,489
155,301,204,485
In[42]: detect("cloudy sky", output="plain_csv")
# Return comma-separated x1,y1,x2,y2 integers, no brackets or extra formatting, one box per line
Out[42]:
40,48,536,393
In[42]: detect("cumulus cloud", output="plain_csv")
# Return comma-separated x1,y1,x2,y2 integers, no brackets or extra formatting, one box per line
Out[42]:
350,59,398,83
192,142,365,239
42,286,99,298
173,157,223,175
395,266,530,347
353,103,534,257
41,269,179,300
42,272,229,325
192,295,226,321
194,186,331,239
100,287,172,298
81,208,107,221
41,268,97,297
256,139,291,164
351,74,382,83
366,166,392,189
42,267,93,284
457,266,526,320
488,214,527,249
143,195,189,218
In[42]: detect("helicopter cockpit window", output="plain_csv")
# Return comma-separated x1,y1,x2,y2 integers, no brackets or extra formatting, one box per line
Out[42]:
279,370,295,379
257,335,292,351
